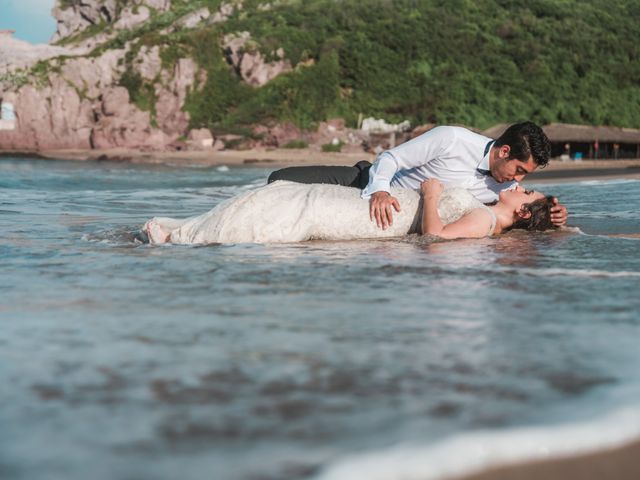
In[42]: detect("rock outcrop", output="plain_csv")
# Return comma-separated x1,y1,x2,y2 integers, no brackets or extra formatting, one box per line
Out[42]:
155,58,200,135
175,7,210,30
0,1,209,151
113,5,151,31
51,0,172,44
253,123,303,148
0,80,94,150
91,87,169,149
0,0,363,154
51,0,119,43
61,49,127,99
187,128,225,151
134,46,162,81
223,32,292,87
0,31,75,74
0,71,175,152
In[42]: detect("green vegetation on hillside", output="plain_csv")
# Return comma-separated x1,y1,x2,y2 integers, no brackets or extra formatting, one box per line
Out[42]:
214,0,640,130
52,0,640,130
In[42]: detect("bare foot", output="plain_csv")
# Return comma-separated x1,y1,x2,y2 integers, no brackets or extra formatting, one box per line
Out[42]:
145,220,170,244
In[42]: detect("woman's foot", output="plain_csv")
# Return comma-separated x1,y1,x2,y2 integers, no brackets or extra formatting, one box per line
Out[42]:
145,219,170,244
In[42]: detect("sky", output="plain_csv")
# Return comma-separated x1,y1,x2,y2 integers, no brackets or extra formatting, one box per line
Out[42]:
0,0,57,44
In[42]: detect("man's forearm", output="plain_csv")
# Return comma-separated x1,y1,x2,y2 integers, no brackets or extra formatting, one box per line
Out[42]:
361,152,398,198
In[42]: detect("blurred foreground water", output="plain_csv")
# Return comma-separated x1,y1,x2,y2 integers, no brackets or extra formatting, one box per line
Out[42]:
1,157,639,480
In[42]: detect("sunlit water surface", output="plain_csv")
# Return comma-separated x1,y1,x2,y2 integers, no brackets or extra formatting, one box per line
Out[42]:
1,157,639,480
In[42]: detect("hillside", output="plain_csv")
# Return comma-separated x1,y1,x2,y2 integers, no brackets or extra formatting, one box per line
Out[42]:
1,0,639,151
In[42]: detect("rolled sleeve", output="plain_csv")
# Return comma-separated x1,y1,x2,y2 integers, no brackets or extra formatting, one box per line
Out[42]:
361,151,398,199
361,126,454,198
361,179,391,199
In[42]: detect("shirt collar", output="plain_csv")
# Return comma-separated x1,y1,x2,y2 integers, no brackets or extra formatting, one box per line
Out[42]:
477,140,494,171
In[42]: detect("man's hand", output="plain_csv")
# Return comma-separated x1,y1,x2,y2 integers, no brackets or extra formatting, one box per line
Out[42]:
550,197,568,227
370,191,401,229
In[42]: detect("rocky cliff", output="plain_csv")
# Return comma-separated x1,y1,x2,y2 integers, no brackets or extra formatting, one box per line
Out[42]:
0,0,312,152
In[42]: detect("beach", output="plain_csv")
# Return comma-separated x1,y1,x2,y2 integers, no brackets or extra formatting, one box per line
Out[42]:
457,437,640,480
31,147,640,184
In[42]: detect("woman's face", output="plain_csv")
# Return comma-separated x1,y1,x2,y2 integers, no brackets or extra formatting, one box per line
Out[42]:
499,185,545,210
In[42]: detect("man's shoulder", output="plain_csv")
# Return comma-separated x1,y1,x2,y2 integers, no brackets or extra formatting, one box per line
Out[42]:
444,126,491,143
422,126,490,150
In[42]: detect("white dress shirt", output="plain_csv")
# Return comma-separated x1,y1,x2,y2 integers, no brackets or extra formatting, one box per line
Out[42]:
362,126,518,204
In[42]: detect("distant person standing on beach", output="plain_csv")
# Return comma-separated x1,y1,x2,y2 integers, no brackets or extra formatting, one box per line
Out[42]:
269,122,568,228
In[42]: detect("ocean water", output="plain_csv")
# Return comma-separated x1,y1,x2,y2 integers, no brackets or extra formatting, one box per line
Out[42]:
1,157,639,480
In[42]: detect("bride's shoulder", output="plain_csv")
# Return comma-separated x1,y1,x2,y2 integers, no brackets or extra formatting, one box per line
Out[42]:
438,207,495,239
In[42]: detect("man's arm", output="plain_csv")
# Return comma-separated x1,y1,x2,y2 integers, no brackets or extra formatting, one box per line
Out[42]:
369,191,401,230
362,126,454,197
364,126,454,228
365,152,403,229
361,151,400,198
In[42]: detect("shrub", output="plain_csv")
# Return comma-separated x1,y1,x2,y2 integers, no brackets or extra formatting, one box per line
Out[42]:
283,139,309,149
119,70,157,117
321,140,343,152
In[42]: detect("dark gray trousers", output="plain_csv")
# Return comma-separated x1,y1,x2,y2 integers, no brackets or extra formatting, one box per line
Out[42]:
267,161,372,189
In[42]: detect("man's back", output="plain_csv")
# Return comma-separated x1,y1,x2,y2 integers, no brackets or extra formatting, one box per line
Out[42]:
364,126,516,204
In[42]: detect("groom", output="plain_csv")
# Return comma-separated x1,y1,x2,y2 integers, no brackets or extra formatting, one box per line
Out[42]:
268,121,568,229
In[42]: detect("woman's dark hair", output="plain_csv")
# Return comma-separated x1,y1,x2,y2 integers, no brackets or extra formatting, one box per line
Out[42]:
510,196,556,231
495,121,551,168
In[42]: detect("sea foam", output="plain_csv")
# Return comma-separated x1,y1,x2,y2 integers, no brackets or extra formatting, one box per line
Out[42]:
315,406,640,480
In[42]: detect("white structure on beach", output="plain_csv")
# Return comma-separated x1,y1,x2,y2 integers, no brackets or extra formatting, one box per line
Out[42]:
360,117,412,151
360,117,411,134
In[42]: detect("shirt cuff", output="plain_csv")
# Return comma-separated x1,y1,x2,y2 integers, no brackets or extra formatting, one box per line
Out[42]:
361,180,391,199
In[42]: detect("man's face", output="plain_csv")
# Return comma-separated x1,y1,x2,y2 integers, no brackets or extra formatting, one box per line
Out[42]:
491,145,538,183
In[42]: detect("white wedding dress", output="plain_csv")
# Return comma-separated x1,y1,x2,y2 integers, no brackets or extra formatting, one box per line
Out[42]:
144,181,495,245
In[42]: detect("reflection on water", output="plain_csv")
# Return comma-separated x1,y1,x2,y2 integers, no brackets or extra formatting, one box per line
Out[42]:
1,158,640,480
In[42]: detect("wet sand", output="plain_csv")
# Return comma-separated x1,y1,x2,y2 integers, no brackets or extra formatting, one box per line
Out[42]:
456,437,640,480
35,147,376,167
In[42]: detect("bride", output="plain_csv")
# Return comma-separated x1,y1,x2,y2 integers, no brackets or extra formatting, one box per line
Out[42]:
143,179,555,245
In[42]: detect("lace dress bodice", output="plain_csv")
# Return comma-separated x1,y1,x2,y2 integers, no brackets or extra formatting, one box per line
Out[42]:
437,187,496,235
144,182,495,245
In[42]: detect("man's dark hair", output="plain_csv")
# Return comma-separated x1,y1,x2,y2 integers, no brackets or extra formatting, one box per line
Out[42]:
494,122,551,167
510,196,556,231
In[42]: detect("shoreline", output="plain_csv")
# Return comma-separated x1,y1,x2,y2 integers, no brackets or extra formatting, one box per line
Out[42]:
455,436,640,480
2,148,640,184
35,147,377,167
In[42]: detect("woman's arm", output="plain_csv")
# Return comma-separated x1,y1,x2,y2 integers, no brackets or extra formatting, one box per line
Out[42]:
421,179,446,236
421,180,493,239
